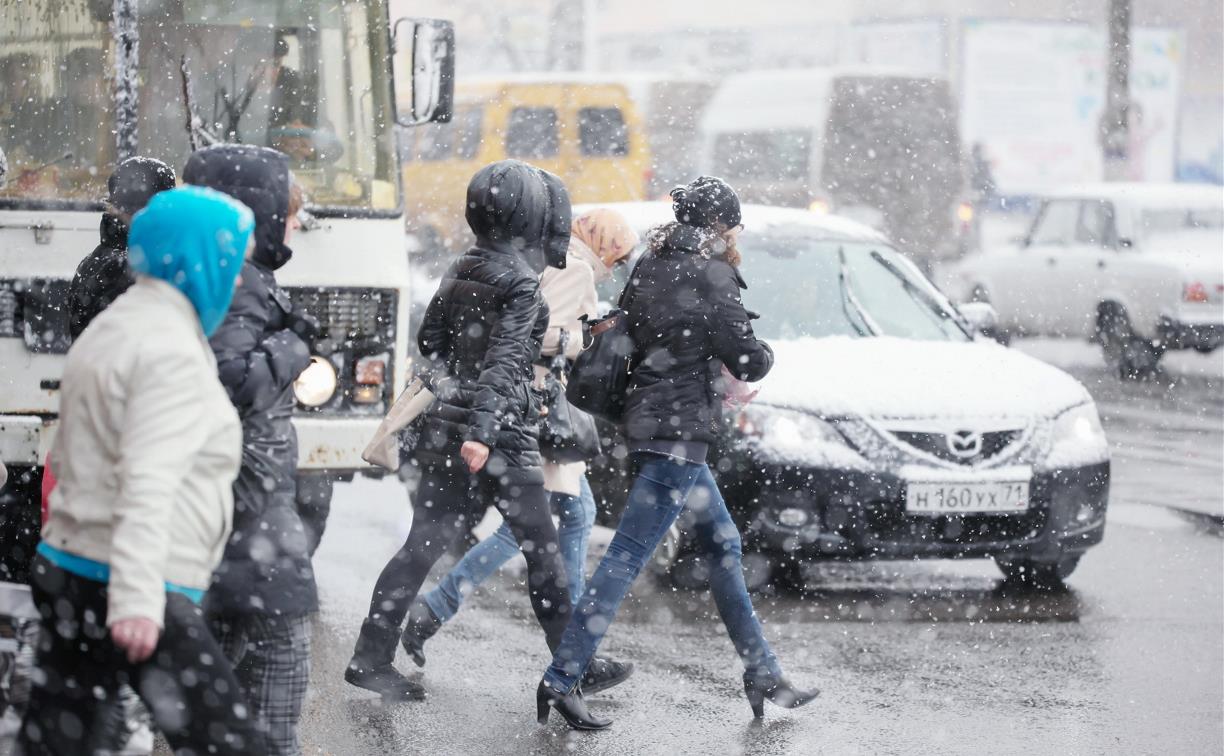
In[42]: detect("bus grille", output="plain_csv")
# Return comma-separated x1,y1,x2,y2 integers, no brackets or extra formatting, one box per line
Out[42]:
285,287,397,344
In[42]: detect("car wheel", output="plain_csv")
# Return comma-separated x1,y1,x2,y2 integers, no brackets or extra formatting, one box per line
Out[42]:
741,551,777,594
1096,305,1163,380
994,554,1081,589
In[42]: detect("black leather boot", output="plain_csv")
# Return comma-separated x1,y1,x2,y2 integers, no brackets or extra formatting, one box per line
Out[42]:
400,598,442,668
536,680,612,730
743,673,819,719
345,619,426,701
579,657,635,695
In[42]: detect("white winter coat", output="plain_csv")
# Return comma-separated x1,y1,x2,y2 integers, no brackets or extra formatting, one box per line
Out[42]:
535,237,605,496
42,278,242,627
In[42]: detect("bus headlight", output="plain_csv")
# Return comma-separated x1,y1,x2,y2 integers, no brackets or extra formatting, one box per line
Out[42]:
294,356,338,407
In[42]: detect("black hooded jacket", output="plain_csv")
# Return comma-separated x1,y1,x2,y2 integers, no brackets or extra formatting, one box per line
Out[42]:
183,144,317,617
621,223,774,454
68,157,176,339
68,216,136,341
413,161,570,481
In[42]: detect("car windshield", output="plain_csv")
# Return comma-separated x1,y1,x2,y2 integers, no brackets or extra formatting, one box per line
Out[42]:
736,231,971,342
0,0,397,212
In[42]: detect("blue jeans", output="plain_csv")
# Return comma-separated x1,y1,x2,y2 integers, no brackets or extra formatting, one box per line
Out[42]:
543,455,781,694
423,476,596,622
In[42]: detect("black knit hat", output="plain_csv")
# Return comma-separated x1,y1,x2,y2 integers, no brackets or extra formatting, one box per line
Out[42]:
670,175,741,229
107,156,176,216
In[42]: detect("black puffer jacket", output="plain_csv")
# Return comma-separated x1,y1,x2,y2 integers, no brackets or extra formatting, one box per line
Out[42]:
68,216,135,341
413,161,570,482
68,157,177,339
622,223,773,449
183,145,317,618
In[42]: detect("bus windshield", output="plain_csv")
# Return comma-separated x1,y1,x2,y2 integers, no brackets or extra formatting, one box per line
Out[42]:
0,0,398,213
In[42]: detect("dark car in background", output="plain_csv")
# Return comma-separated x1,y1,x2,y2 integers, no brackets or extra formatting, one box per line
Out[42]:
584,203,1111,590
698,69,971,271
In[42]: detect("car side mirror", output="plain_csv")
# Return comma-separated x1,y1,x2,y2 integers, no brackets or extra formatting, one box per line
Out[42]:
958,301,999,336
392,18,455,126
0,145,7,189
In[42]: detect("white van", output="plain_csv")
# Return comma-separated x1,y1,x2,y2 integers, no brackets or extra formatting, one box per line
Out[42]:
699,68,968,268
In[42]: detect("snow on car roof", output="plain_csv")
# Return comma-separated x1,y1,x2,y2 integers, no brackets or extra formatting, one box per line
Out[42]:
1044,182,1224,211
573,201,891,244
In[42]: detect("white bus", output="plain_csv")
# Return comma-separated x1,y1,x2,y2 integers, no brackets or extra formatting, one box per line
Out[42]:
0,0,453,578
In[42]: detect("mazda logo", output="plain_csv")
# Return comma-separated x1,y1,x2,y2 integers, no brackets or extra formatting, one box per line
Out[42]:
946,430,983,459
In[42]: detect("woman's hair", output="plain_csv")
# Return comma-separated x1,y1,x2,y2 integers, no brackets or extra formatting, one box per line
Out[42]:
286,174,304,217
647,221,741,268
719,227,742,267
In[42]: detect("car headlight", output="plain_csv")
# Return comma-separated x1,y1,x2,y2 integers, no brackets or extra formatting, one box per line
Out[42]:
735,404,860,464
738,406,846,445
294,356,338,407
1044,402,1109,468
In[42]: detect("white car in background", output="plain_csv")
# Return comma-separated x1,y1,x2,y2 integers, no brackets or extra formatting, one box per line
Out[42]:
940,183,1224,378
582,203,1110,589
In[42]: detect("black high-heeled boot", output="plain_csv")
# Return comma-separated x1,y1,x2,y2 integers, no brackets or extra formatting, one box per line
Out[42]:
400,599,442,668
743,673,819,719
580,656,635,695
345,619,427,701
536,680,612,731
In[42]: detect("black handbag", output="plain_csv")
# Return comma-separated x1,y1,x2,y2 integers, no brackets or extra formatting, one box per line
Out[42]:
539,330,602,463
565,264,639,423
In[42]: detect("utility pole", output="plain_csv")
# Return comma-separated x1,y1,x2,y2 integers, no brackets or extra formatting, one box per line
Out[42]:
1100,0,1131,181
112,0,139,161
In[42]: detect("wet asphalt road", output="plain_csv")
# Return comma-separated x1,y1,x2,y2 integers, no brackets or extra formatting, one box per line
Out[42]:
300,342,1223,756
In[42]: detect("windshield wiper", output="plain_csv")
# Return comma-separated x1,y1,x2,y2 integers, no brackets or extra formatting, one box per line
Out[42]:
868,250,971,337
837,246,876,336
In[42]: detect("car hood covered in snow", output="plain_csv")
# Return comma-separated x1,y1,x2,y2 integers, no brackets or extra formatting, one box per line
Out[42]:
755,336,1092,422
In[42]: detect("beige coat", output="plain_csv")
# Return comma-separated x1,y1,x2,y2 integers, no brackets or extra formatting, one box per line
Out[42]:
536,237,607,495
43,278,242,627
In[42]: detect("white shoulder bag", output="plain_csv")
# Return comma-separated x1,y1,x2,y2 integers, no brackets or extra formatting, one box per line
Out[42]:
361,376,435,470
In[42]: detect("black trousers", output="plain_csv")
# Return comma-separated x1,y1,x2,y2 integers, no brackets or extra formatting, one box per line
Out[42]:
16,557,266,756
364,461,572,651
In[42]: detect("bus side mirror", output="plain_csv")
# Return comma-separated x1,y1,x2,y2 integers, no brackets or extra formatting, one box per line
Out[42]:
392,18,455,127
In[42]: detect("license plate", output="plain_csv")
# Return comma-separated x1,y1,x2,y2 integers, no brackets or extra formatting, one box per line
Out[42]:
905,481,1030,514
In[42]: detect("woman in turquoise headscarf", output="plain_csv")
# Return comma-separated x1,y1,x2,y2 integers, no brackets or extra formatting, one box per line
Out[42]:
18,186,269,756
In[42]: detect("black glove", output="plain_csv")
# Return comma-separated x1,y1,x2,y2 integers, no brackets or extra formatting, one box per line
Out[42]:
263,328,312,388
578,314,594,349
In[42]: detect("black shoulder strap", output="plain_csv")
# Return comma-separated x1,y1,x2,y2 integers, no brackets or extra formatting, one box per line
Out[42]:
616,252,648,310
